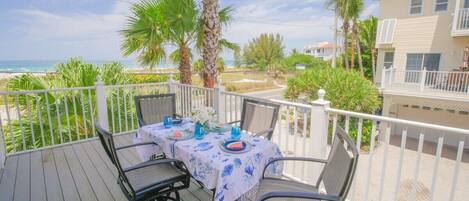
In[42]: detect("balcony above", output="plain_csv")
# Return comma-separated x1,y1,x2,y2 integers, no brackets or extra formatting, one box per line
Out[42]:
452,8,469,37
380,68,469,102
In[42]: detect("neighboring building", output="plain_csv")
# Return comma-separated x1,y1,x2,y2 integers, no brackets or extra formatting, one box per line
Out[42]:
376,0,469,148
303,41,342,61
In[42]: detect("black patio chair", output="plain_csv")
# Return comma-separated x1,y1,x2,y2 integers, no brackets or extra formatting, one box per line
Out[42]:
95,124,191,201
229,99,280,140
135,93,181,127
256,126,359,201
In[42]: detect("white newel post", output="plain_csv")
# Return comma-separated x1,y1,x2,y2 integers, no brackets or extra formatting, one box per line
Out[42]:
95,77,109,130
0,124,5,170
213,77,225,123
167,73,176,93
309,89,330,182
381,68,387,89
420,67,427,92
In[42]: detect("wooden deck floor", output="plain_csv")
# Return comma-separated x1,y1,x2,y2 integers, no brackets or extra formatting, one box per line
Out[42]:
0,133,212,201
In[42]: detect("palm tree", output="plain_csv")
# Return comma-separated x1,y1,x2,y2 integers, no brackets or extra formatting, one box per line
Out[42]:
202,0,219,88
327,0,351,70
121,0,237,85
359,16,378,79
349,0,364,75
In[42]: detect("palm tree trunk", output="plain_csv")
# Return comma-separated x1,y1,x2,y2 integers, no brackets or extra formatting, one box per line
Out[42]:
354,19,364,76
179,44,192,84
343,21,350,70
202,0,219,88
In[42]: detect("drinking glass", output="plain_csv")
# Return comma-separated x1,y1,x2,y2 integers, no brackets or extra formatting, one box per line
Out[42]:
163,116,172,128
195,123,204,140
230,126,241,140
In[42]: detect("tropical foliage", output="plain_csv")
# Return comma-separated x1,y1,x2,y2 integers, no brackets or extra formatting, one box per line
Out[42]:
285,67,380,147
121,0,237,85
193,57,225,78
359,16,378,79
3,59,137,152
284,67,380,113
243,33,285,70
282,53,330,70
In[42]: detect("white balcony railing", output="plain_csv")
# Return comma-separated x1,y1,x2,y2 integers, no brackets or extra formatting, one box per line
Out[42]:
1,78,469,200
455,8,469,31
381,68,469,94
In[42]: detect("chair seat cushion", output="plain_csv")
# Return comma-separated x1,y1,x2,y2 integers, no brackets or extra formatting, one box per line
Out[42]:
256,178,318,201
125,161,185,194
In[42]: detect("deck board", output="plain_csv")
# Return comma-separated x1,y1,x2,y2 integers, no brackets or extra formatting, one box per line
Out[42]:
14,153,31,201
42,149,64,201
0,133,211,201
30,151,47,201
0,156,18,201
53,147,81,201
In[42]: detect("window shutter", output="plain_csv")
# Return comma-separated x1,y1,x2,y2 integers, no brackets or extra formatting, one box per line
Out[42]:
376,19,397,45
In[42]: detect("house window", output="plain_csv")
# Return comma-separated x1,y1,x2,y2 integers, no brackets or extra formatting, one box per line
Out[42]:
384,52,394,69
435,0,448,11
406,53,441,71
410,0,423,15
405,53,440,83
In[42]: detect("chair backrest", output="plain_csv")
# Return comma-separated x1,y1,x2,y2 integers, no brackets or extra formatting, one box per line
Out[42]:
135,94,177,126
95,123,136,197
317,126,359,199
240,99,280,140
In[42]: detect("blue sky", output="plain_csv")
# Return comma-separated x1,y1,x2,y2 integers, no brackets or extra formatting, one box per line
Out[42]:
0,0,379,61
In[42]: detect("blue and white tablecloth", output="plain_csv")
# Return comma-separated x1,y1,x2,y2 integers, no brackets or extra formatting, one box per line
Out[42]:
134,119,283,201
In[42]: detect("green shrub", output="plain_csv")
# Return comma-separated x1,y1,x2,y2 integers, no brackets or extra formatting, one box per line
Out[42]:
284,67,380,113
282,53,329,70
129,74,174,84
285,67,380,148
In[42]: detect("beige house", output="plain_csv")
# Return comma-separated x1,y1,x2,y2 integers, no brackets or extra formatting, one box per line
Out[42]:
375,0,469,148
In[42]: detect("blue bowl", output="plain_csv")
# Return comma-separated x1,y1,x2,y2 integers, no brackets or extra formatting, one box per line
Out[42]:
223,140,246,151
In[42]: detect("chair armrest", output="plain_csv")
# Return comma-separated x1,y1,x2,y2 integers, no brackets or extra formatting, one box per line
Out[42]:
257,191,339,201
227,120,241,125
116,142,156,150
262,157,327,178
123,158,188,173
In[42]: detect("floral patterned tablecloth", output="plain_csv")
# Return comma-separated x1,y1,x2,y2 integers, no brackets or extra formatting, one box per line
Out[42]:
135,119,283,201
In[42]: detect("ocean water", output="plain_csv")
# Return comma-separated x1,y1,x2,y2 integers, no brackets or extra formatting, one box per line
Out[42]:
0,59,235,73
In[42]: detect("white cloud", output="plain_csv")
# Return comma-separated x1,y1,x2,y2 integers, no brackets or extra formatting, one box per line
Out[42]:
224,0,334,53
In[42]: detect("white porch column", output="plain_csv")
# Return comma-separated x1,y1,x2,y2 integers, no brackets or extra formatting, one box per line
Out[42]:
167,73,176,94
381,68,387,89
308,89,330,182
452,0,462,33
95,77,109,130
0,122,5,170
419,67,427,92
213,77,225,123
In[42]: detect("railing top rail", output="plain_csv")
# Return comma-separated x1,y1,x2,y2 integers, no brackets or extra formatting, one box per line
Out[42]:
326,108,469,135
386,69,469,74
105,82,167,88
221,91,312,109
172,83,215,91
0,86,95,95
269,99,312,108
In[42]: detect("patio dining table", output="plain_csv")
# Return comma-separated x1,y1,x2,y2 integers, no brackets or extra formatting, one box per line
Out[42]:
134,118,283,201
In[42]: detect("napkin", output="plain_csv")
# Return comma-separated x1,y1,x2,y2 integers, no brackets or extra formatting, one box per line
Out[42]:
172,130,182,139
227,141,243,150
